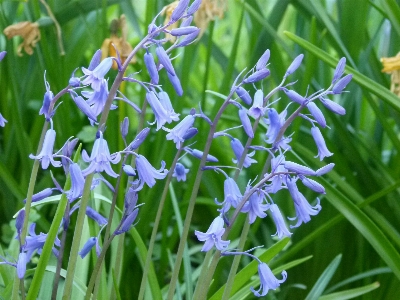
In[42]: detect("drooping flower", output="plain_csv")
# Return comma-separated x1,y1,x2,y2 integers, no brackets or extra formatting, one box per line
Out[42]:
81,57,113,91
230,138,257,168
17,252,27,279
235,87,252,105
286,176,321,228
29,129,62,169
0,113,7,127
144,50,159,84
165,115,196,148
135,154,168,190
307,102,326,128
24,223,60,260
284,54,304,77
311,126,333,161
215,177,242,213
241,189,270,224
248,89,265,118
194,215,230,251
251,263,287,297
265,108,281,144
114,208,139,235
172,163,189,181
81,79,112,118
184,147,219,162
86,206,108,226
65,163,85,202
81,132,121,177
238,107,254,138
39,75,54,120
269,204,291,239
146,91,180,130
265,153,287,194
79,237,97,258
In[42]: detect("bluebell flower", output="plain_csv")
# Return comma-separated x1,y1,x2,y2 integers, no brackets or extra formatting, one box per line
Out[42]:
282,88,306,105
286,176,321,228
187,0,202,14
173,163,189,181
184,147,219,162
82,57,113,91
15,210,25,240
165,115,195,149
146,91,180,130
135,154,168,190
0,113,8,127
156,45,176,75
299,175,325,194
39,76,54,120
332,57,346,84
311,126,333,161
319,97,346,115
265,108,281,144
194,215,230,251
332,74,352,94
70,92,98,123
284,161,315,176
231,138,257,168
167,72,183,96
25,223,60,260
170,26,199,37
81,132,121,178
81,79,113,118
238,107,254,138
87,50,102,71
241,189,270,224
17,252,27,279
65,163,85,201
0,51,6,61
144,51,159,84
264,153,287,194
215,177,242,213
61,138,79,173
244,69,270,84
269,204,291,239
115,208,139,235
175,29,200,47
256,49,271,71
307,102,326,128
23,187,54,203
316,163,335,176
158,91,180,119
284,54,304,77
251,263,287,297
79,237,97,258
86,206,108,226
170,0,190,22
248,90,265,118
29,129,62,169
236,87,252,105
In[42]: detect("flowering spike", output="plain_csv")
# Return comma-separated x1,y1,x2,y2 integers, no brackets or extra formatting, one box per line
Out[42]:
307,102,326,127
311,126,333,161
285,54,304,77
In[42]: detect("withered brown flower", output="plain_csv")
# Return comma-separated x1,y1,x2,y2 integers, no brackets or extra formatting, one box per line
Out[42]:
101,15,135,69
3,21,41,56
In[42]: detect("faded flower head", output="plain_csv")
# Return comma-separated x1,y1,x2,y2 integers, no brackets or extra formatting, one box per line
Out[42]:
194,0,227,36
3,21,40,56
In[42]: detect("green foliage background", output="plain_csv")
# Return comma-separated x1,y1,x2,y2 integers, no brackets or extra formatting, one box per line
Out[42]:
0,0,400,299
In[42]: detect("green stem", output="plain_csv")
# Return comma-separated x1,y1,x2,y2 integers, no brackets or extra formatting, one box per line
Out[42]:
138,147,183,300
62,173,94,300
110,234,125,300
166,94,234,300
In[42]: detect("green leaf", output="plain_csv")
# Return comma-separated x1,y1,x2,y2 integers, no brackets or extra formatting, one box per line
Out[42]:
305,254,342,300
319,282,380,300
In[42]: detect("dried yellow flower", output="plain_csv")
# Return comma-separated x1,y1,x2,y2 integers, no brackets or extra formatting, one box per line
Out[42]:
101,15,135,69
381,53,400,97
194,0,227,36
3,21,41,56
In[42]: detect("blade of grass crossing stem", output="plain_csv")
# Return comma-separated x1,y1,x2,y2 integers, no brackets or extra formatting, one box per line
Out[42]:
284,31,400,113
169,184,193,300
319,282,380,300
305,254,342,300
129,228,162,299
209,238,290,300
26,145,82,300
324,181,400,281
